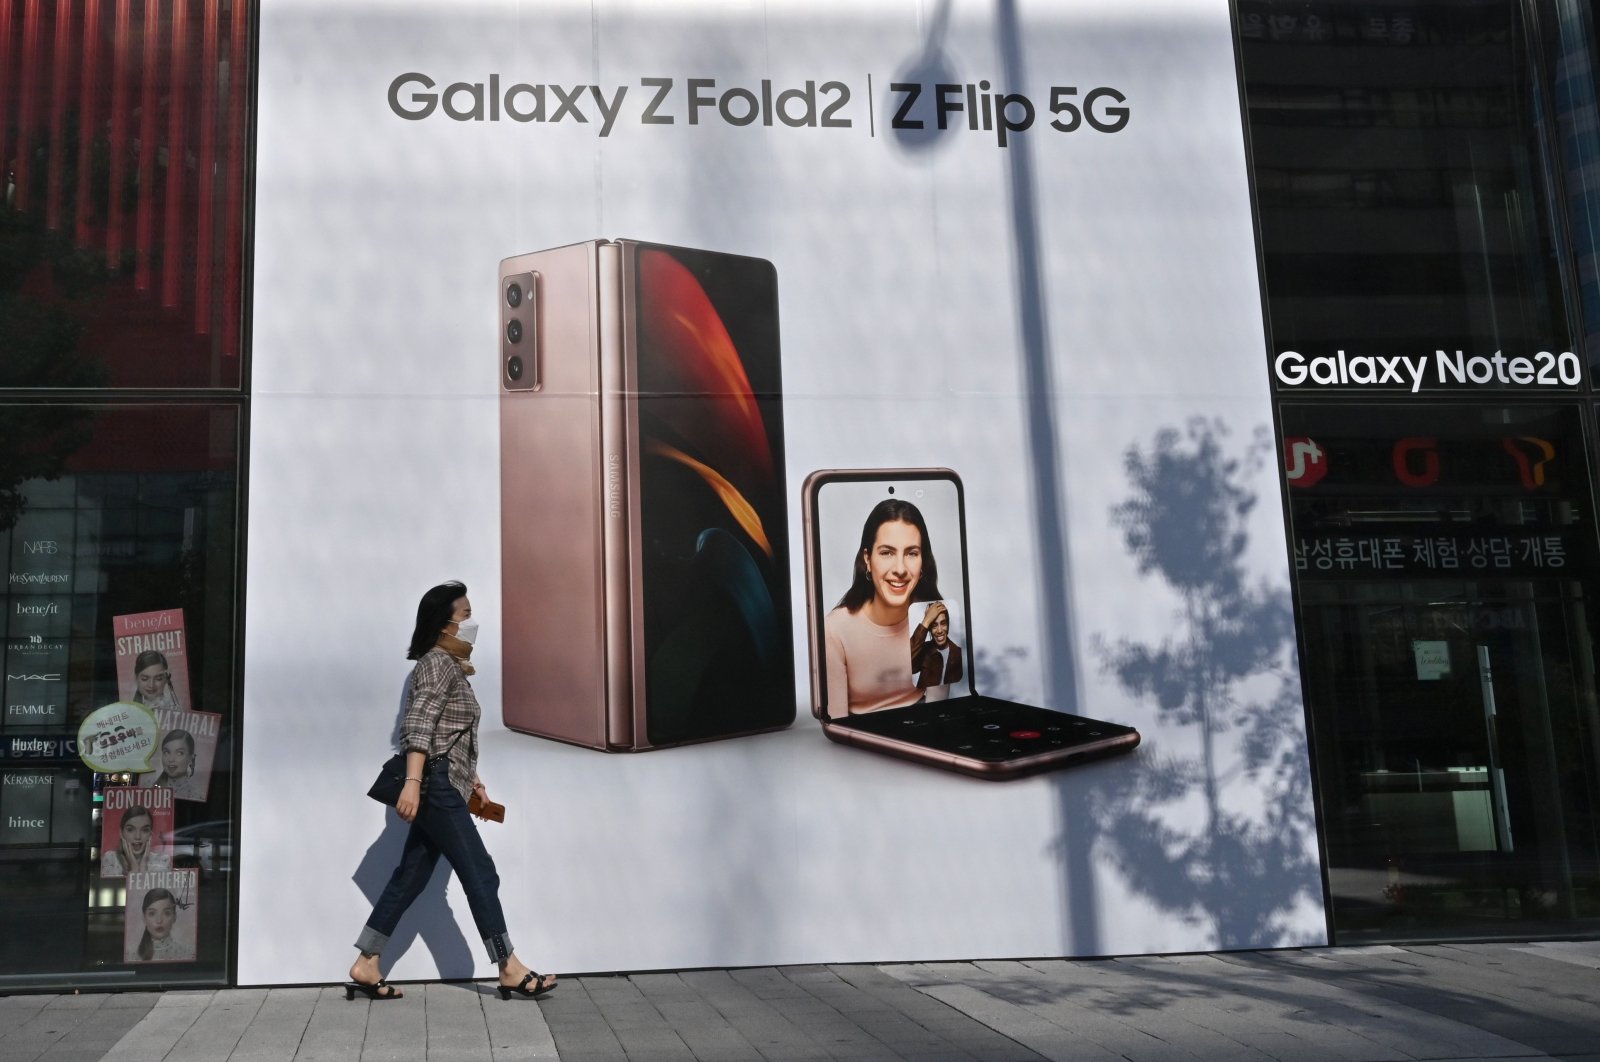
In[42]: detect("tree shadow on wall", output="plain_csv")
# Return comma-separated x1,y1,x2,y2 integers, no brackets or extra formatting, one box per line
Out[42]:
1075,418,1324,948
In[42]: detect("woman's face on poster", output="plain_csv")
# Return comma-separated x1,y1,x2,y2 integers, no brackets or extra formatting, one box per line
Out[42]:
144,898,176,940
137,663,170,699
864,519,923,610
121,815,152,856
162,739,192,778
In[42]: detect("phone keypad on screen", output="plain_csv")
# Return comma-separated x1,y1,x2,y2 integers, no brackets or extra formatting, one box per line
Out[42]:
838,698,1131,762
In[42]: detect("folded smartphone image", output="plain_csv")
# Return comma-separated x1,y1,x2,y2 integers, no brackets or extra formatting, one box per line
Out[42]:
802,469,1140,779
500,240,794,750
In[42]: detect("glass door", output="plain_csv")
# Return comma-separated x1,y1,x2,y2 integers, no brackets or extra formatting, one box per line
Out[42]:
1284,402,1600,940
1301,582,1600,937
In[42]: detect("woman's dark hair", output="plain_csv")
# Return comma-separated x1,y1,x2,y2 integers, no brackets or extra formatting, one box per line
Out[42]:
137,888,177,960
134,650,169,674
408,581,467,659
161,730,195,756
836,499,942,612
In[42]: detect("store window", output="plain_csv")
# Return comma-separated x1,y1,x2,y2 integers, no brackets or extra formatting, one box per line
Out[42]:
1535,0,1600,373
1,0,253,389
0,403,239,985
1241,0,1600,941
1283,402,1600,939
1239,0,1574,380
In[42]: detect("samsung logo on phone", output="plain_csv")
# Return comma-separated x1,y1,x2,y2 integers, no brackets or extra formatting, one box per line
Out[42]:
607,454,622,518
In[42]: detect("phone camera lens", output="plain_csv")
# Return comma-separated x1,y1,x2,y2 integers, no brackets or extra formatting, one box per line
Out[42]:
506,355,524,381
505,283,522,308
887,486,895,494
506,320,523,344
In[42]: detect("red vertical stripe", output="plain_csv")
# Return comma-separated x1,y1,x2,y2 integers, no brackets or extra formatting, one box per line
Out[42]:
134,0,161,290
221,0,246,359
74,0,101,246
194,0,218,333
13,0,43,211
162,0,189,307
106,0,132,268
0,0,16,208
45,0,73,229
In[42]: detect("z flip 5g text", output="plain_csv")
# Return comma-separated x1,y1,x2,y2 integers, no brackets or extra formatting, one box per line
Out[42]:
890,82,1128,145
385,74,1129,147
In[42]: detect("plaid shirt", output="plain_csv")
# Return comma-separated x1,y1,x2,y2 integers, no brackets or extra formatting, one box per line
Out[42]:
399,648,480,800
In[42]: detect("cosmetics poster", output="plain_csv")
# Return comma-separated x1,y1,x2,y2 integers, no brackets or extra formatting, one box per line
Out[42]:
100,786,175,878
112,610,191,712
240,0,1326,983
137,709,221,803
123,868,198,964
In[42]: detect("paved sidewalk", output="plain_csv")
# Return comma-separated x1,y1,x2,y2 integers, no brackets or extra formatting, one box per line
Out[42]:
3,942,1598,1062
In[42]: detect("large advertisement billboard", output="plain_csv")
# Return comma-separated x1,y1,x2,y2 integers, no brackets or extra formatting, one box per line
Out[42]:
240,0,1326,983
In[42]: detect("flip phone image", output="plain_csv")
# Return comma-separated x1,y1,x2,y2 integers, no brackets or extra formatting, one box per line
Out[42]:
499,240,794,751
802,468,1140,779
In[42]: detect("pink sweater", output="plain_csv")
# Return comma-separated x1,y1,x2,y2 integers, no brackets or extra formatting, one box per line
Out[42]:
823,606,921,717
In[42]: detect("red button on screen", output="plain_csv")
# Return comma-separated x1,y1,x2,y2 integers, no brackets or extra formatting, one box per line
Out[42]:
1009,730,1041,739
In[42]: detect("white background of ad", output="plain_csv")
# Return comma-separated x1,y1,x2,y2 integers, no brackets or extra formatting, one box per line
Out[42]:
241,0,1327,983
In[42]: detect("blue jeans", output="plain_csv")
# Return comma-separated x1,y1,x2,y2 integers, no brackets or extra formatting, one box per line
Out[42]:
355,757,513,965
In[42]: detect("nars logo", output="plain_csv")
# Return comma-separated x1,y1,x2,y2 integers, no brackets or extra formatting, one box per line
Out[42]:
21,540,58,555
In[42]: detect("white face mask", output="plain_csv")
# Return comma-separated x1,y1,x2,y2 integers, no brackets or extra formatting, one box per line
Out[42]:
454,619,479,645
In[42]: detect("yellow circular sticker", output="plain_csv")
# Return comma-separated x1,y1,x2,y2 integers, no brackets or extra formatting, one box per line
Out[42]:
77,701,160,774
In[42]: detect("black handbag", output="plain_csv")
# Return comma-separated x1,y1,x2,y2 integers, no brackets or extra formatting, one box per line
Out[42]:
366,752,414,806
366,730,465,806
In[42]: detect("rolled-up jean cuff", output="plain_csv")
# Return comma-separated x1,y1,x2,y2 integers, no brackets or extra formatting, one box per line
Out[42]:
354,926,391,957
484,932,513,965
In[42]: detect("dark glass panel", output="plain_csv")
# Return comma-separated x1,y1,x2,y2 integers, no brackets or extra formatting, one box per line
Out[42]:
1282,402,1600,940
0,0,253,389
0,402,239,986
1240,1,1576,386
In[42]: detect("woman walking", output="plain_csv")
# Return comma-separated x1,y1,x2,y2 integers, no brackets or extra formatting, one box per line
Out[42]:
345,581,557,1001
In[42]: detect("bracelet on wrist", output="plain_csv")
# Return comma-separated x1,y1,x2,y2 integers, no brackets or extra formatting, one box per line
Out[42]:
404,776,422,782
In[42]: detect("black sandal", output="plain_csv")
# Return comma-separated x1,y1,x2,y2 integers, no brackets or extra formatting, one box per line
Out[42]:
344,979,403,1001
496,971,557,1000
